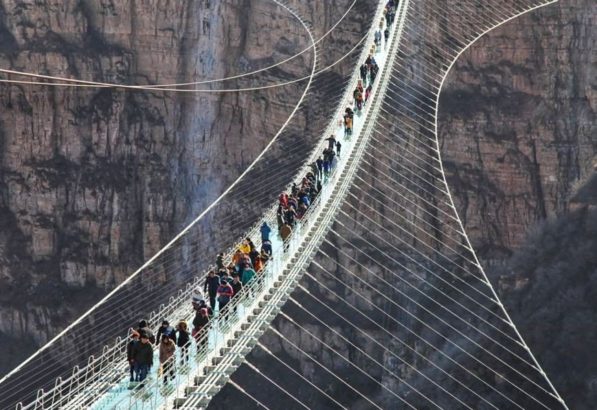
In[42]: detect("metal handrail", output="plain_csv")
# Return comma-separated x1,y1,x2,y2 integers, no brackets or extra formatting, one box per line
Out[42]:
17,1,388,408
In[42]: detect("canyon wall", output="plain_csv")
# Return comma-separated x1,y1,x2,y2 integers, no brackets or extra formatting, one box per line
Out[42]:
209,0,596,408
0,0,594,407
439,0,596,260
0,0,372,379
439,0,596,406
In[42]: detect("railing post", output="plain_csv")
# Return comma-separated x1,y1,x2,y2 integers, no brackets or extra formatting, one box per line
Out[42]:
50,377,62,407
33,389,44,410
82,355,95,388
67,365,80,396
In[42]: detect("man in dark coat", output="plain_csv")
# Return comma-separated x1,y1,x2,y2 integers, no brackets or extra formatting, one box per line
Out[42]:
137,319,155,344
203,270,220,309
127,331,140,382
134,334,154,383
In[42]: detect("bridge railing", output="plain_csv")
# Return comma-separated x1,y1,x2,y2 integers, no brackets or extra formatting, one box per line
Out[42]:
178,1,408,408
15,1,393,408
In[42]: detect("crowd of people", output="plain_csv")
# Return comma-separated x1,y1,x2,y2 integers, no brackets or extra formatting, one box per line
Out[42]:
123,0,397,391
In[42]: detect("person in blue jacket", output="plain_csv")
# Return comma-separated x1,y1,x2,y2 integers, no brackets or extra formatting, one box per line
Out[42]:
260,221,271,242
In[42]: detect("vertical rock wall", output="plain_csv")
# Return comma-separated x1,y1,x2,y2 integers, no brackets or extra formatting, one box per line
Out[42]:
438,0,596,406
439,0,596,260
207,0,596,408
0,0,368,377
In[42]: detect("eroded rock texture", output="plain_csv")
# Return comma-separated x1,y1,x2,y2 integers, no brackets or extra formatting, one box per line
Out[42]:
439,0,596,260
208,0,596,409
0,0,371,381
439,0,597,406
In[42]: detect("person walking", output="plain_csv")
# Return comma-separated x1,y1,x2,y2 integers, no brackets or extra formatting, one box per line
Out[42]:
217,279,234,312
280,223,292,252
316,156,324,179
137,319,155,344
374,29,382,47
370,63,379,84
215,252,224,270
241,263,256,286
359,63,368,83
230,274,243,316
336,141,342,157
231,275,243,298
260,221,271,242
203,270,220,310
261,239,272,257
192,308,210,354
323,157,331,176
133,334,153,384
127,330,140,382
344,113,353,136
159,335,176,385
156,320,177,344
176,321,190,366
326,135,336,150
191,295,214,317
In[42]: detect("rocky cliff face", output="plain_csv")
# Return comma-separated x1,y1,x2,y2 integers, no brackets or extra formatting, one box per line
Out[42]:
208,0,596,409
438,0,596,406
439,0,596,260
0,0,370,377
1,0,593,407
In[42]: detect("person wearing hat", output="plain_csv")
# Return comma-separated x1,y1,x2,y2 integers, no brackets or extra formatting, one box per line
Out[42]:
126,330,140,382
260,222,272,242
136,319,155,345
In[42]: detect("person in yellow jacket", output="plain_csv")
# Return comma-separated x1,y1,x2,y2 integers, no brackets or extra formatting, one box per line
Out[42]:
239,239,251,254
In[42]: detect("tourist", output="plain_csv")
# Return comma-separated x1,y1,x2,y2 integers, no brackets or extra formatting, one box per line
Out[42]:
217,278,234,312
241,263,256,286
134,334,153,383
176,321,190,365
156,320,177,344
203,270,221,310
192,308,210,353
260,222,272,242
216,252,225,270
280,223,292,251
159,335,176,385
127,330,140,382
137,319,155,345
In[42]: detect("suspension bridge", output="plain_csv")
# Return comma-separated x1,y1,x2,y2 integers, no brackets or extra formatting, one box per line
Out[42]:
0,0,569,408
